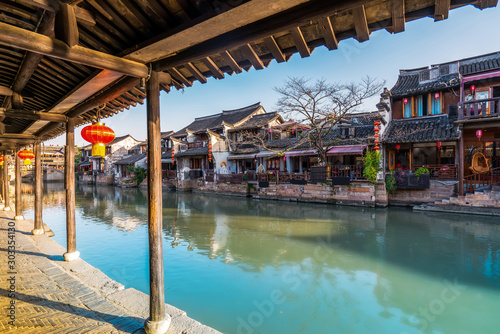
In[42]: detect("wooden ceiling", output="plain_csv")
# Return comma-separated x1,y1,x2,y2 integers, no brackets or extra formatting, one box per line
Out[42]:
0,0,497,148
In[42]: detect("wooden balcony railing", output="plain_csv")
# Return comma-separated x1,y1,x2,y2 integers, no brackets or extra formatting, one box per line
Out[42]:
414,164,458,180
458,97,500,120
464,167,500,193
187,141,208,149
330,165,365,180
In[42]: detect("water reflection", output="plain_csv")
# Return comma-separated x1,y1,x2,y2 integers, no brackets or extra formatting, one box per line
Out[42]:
21,185,500,334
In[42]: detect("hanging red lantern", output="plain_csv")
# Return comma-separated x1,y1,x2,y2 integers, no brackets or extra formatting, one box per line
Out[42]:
374,127,380,133
434,92,440,99
18,149,35,165
476,129,483,141
208,142,212,162
396,144,401,152
374,139,379,144
171,148,175,164
470,85,476,92
403,98,408,104
374,122,380,127
0,155,3,167
283,156,286,161
436,141,442,152
374,133,380,138
81,122,115,157
374,146,380,151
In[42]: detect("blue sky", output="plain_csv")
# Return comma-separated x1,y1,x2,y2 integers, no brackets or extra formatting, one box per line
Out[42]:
47,4,500,146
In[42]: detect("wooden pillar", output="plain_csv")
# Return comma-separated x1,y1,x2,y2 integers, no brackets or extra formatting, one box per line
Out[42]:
63,118,79,261
144,70,171,334
32,142,44,235
0,157,4,204
459,134,465,195
14,149,23,220
3,153,10,211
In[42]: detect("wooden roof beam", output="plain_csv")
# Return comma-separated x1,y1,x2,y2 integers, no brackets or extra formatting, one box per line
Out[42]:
241,44,264,70
200,57,224,79
392,0,405,33
264,36,286,63
124,91,144,104
18,0,96,26
220,51,242,74
353,5,370,42
434,0,450,21
318,17,338,50
0,86,14,96
185,62,207,84
0,21,149,78
55,3,79,47
290,27,311,58
0,109,68,122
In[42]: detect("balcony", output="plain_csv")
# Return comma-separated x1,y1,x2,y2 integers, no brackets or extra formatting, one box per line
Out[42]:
187,141,208,149
458,97,500,120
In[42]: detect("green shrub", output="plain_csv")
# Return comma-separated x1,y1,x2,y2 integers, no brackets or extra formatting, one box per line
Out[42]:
415,167,430,179
127,166,147,186
363,151,381,184
385,173,397,193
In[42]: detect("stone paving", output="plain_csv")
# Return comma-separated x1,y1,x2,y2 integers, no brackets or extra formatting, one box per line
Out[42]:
0,210,220,334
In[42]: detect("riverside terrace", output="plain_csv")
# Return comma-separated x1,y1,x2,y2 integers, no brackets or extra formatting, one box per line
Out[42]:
0,1,498,333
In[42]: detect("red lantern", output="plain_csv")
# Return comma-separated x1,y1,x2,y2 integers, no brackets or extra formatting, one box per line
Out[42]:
403,98,408,104
436,141,442,152
476,129,483,141
374,146,380,151
396,144,401,152
374,127,380,133
208,142,212,162
434,92,440,99
471,85,476,92
0,155,3,167
283,156,286,161
374,139,379,144
81,122,115,157
18,150,35,165
171,148,175,164
374,122,380,127
374,134,380,138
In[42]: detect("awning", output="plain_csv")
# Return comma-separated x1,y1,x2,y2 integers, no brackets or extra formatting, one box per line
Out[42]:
228,154,256,160
78,162,91,167
327,145,367,155
255,151,278,158
285,149,317,157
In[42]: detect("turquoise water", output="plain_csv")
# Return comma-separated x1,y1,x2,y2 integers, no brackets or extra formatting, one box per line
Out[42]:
22,183,500,334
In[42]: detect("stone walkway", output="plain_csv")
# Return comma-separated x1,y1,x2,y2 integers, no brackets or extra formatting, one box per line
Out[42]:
0,210,220,334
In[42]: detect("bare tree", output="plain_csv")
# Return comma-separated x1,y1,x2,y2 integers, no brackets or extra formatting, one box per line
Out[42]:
274,76,385,164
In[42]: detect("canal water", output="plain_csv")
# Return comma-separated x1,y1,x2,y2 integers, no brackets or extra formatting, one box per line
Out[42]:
21,183,500,334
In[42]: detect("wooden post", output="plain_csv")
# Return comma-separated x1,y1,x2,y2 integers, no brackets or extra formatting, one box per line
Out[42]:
63,118,79,261
459,134,464,195
144,70,171,334
14,149,23,220
3,153,10,211
0,157,4,204
32,142,44,235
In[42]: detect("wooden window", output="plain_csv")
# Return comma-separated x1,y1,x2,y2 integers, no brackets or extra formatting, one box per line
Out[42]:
190,158,201,169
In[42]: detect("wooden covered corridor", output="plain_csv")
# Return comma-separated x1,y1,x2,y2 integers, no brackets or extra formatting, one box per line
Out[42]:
0,0,496,333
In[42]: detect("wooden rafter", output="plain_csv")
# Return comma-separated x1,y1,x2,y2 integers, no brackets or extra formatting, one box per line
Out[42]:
317,17,338,50
55,3,79,47
353,5,370,42
290,27,311,58
263,36,286,63
241,44,264,70
17,0,96,26
0,22,149,78
392,0,405,33
200,57,224,79
219,51,242,74
184,62,207,84
434,0,450,21
168,68,193,87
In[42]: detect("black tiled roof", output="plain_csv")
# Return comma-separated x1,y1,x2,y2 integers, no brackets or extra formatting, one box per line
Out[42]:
175,147,209,157
161,149,173,159
114,153,147,165
324,125,375,146
391,51,500,97
228,112,280,132
341,112,381,125
381,114,460,144
172,102,262,137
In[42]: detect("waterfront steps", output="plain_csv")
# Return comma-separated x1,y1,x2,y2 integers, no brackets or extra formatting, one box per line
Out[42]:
0,210,220,334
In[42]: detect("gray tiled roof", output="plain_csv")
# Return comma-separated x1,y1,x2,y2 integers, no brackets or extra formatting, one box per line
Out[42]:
161,149,173,159
228,112,279,132
391,51,500,97
381,114,460,144
324,125,375,146
114,153,147,165
175,147,209,157
172,102,262,137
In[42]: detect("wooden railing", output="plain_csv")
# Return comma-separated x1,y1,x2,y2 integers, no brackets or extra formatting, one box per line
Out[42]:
330,165,365,180
414,164,458,180
458,97,500,120
464,167,500,193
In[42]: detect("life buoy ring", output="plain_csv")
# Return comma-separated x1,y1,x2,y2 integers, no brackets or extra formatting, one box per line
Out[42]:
221,161,227,167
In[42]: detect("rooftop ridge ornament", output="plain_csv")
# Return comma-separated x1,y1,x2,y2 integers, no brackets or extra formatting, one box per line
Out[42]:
81,122,115,157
